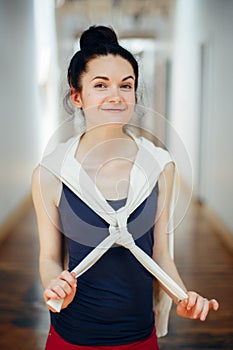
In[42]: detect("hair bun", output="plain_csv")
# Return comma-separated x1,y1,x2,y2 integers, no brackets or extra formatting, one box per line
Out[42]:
80,25,119,51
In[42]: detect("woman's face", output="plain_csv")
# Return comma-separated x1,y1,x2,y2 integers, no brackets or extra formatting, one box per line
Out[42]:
71,54,136,130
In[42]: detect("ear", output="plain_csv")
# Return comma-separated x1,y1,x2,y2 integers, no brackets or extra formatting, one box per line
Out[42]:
70,88,83,108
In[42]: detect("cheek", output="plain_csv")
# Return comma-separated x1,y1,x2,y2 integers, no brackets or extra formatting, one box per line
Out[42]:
88,91,107,102
128,93,136,107
82,93,100,109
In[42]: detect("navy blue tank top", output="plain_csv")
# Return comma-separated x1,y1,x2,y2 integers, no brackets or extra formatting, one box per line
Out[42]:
51,182,158,346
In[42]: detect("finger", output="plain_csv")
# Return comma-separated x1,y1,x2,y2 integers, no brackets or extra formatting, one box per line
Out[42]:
186,292,198,310
59,279,74,295
179,298,188,308
44,289,61,301
200,298,210,321
71,271,77,283
209,299,219,311
60,271,77,287
192,295,205,319
52,284,67,299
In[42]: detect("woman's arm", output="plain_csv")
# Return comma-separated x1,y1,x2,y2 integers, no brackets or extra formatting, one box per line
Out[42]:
31,165,76,312
153,162,219,321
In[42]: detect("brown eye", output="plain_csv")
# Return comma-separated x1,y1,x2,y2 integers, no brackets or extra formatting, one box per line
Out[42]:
121,84,133,90
94,83,107,89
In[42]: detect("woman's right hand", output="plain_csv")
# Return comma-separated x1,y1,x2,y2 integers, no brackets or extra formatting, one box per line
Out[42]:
43,271,77,312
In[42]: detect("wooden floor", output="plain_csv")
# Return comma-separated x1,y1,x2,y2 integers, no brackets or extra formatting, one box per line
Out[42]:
0,198,232,350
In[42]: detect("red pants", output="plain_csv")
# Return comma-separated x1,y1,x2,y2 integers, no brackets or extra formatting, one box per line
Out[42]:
45,325,159,350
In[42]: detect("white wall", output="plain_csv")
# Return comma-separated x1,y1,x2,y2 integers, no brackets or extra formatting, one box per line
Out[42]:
0,0,58,230
171,0,233,232
34,0,59,153
0,0,39,227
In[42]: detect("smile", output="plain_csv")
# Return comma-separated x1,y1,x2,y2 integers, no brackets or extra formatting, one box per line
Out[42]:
101,108,126,113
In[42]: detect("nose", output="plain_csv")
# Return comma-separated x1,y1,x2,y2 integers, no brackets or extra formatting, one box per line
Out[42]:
107,86,122,103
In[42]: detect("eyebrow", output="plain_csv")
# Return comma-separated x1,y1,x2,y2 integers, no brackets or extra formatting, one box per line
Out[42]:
91,75,135,82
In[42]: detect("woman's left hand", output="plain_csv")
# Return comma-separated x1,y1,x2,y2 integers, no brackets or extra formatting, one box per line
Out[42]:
176,291,219,321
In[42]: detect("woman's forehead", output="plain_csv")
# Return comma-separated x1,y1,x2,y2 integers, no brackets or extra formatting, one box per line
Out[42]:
85,55,135,78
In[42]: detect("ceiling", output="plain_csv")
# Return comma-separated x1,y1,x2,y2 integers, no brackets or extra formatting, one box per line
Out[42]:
54,0,175,73
56,0,173,18
55,0,175,39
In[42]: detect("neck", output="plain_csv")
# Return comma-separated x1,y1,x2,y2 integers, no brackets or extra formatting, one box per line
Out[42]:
77,124,134,163
76,124,138,167
83,124,129,144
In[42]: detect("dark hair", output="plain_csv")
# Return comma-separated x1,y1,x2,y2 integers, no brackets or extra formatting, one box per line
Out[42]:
67,25,139,93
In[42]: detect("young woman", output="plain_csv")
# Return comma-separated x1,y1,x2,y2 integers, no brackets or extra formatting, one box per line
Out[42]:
32,26,219,350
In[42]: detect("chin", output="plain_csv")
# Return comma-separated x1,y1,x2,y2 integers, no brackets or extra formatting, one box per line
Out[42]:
107,115,132,126
106,122,125,128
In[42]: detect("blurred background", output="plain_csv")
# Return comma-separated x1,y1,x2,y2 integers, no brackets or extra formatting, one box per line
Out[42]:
0,1,232,349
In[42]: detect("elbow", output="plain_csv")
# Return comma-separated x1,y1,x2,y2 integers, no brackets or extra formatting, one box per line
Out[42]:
153,249,173,266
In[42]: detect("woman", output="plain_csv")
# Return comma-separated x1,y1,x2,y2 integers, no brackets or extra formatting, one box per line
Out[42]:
32,26,219,350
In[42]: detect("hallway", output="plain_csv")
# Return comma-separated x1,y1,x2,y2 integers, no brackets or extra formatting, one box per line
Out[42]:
0,1,233,349
0,197,232,350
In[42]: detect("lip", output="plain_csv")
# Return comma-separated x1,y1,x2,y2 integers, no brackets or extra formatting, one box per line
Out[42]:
101,108,126,113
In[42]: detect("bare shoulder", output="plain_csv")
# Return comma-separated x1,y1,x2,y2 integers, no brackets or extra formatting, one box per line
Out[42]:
31,165,62,207
163,161,175,176
158,161,175,191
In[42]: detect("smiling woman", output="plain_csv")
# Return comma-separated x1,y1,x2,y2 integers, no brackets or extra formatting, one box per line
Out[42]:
70,55,136,130
31,25,219,350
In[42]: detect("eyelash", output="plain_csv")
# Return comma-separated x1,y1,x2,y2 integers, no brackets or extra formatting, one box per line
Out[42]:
121,84,133,90
93,83,133,90
94,83,106,89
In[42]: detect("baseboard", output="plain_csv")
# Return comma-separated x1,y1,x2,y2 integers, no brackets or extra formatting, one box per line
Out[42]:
0,194,33,245
203,204,233,255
